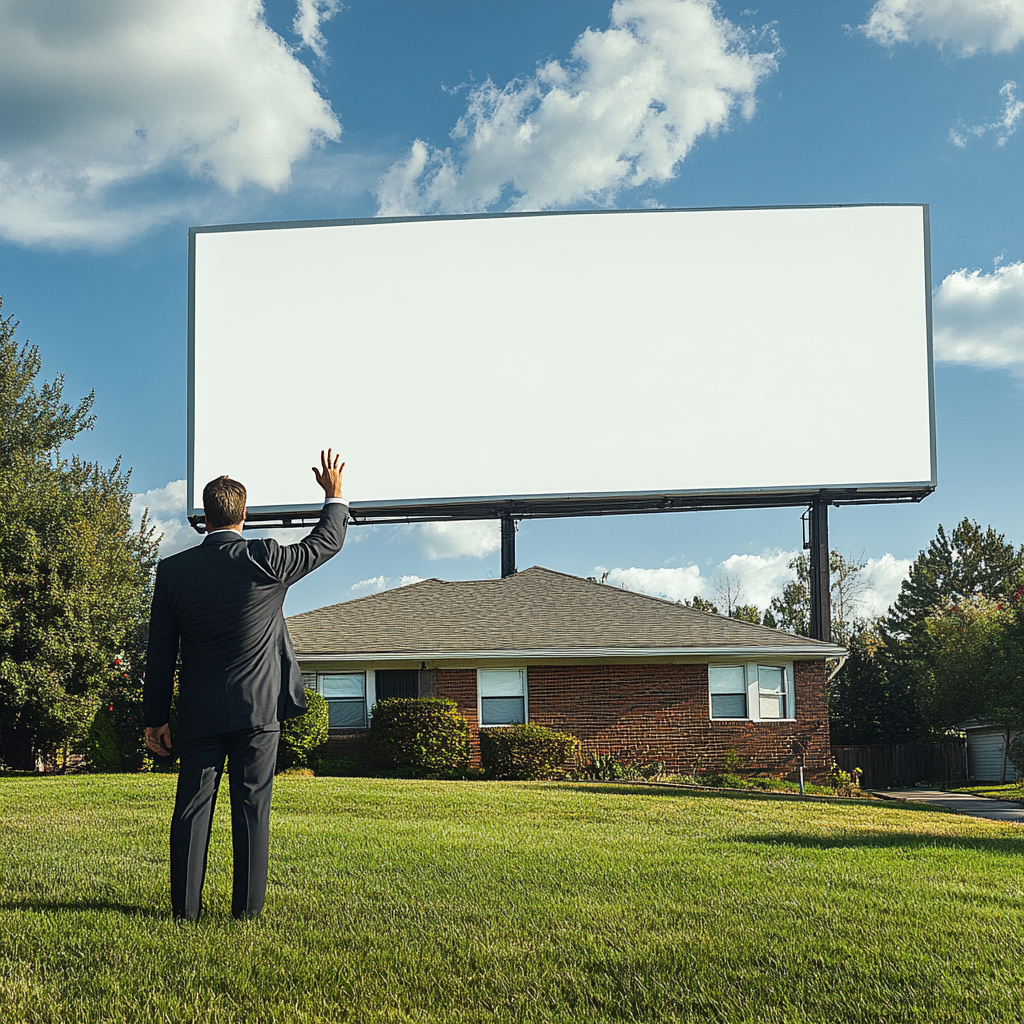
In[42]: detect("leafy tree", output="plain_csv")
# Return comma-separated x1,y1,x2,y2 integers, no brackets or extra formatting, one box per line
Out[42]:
882,519,1024,647
829,625,924,744
830,523,1024,746
686,595,719,614
771,555,809,637
86,704,121,771
731,604,762,625
861,520,1024,749
914,598,1010,732
0,304,159,769
770,551,868,642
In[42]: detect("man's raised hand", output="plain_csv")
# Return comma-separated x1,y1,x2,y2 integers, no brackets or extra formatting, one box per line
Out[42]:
312,448,345,499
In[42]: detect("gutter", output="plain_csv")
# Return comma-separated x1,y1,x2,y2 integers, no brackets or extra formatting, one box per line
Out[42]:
294,644,848,662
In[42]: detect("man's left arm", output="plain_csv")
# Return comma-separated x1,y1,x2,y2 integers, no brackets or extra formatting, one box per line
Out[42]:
263,500,350,587
258,448,350,586
143,562,179,754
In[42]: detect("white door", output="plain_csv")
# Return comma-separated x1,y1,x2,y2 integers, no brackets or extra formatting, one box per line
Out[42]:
967,728,1021,782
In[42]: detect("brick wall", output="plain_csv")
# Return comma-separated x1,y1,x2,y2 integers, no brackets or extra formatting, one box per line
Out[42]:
434,668,481,763
321,731,370,764
436,661,831,779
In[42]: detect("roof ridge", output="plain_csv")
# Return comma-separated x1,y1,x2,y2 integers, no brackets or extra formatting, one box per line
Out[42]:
287,575,444,619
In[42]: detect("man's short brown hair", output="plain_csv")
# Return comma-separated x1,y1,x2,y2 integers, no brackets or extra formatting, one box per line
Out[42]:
203,476,246,529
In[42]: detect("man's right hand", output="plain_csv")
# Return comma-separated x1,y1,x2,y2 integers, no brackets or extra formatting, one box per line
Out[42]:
145,724,172,756
312,448,345,499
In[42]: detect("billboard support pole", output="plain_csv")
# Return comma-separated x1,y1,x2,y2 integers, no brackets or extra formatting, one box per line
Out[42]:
808,498,831,643
500,512,517,578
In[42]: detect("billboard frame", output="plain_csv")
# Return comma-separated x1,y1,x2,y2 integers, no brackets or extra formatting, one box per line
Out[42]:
186,203,936,531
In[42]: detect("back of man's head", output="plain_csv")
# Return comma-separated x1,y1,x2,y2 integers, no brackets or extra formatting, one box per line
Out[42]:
203,476,246,529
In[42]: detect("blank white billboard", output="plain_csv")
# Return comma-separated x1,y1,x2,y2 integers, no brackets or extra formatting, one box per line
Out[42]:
188,205,934,517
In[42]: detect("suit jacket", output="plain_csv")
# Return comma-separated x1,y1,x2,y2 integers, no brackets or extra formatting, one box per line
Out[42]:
144,502,348,740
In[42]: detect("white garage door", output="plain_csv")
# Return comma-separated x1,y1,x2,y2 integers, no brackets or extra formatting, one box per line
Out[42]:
967,728,1022,782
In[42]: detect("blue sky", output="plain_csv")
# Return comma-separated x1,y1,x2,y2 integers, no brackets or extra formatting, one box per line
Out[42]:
1,0,1022,617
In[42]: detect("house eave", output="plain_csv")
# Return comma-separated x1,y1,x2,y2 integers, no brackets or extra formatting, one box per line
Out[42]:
294,644,847,662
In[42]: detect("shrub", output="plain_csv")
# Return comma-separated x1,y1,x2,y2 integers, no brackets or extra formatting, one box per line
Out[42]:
480,723,580,780
277,688,329,772
368,698,470,775
86,705,121,771
575,745,667,782
825,758,863,797
311,754,360,777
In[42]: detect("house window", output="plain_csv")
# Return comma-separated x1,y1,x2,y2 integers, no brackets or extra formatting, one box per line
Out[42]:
757,665,787,719
478,668,526,726
319,672,367,728
708,663,795,721
709,665,747,719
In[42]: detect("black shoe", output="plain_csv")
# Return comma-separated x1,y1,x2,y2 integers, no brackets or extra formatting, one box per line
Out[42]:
173,910,199,925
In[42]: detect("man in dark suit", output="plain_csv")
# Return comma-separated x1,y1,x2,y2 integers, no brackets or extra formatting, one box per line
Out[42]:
144,449,348,922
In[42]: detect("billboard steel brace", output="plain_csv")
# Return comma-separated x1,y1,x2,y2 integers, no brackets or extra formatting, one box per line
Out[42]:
808,498,831,643
500,512,517,578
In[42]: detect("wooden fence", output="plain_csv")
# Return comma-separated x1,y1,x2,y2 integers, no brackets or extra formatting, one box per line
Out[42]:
832,741,967,790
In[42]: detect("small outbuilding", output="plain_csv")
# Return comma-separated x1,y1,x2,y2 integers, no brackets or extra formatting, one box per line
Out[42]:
964,723,1022,783
286,566,845,777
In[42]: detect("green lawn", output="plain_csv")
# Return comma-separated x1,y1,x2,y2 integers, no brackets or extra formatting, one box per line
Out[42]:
948,782,1024,803
2,777,1024,1023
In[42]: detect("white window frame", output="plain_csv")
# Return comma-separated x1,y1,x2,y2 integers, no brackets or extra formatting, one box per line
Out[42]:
477,667,528,728
708,662,796,722
708,664,748,720
317,670,370,730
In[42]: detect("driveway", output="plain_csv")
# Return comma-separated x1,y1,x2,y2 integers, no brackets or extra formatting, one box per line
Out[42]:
877,788,1024,824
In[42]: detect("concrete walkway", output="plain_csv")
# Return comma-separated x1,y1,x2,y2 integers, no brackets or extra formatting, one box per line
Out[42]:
877,788,1024,824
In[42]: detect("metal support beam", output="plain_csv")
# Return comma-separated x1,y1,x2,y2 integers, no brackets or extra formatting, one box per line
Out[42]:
500,513,516,578
808,498,831,643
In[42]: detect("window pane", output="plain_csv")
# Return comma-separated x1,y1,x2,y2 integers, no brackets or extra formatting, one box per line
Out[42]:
320,673,365,698
328,699,366,728
481,697,525,725
709,665,746,694
759,694,784,719
758,666,784,694
711,693,746,718
480,670,524,698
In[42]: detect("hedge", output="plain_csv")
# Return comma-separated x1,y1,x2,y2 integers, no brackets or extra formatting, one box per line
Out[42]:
368,698,469,775
86,705,121,771
479,722,580,780
277,688,329,772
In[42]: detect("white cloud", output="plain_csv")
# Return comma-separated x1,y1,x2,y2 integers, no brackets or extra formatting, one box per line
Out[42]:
714,550,800,610
375,0,779,217
131,479,201,557
933,260,1024,375
293,0,343,61
859,554,913,619
598,549,797,608
419,521,501,560
597,563,707,603
862,0,1024,56
950,80,1023,148
0,0,341,247
349,574,424,596
596,548,913,622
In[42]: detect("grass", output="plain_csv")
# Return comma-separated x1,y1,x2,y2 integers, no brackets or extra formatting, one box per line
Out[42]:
2,777,1024,1023
948,781,1024,803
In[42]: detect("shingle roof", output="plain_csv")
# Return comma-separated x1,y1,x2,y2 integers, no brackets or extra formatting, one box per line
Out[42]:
287,566,843,658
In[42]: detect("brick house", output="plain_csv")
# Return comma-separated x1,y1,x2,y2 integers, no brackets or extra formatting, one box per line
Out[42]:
286,567,845,778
